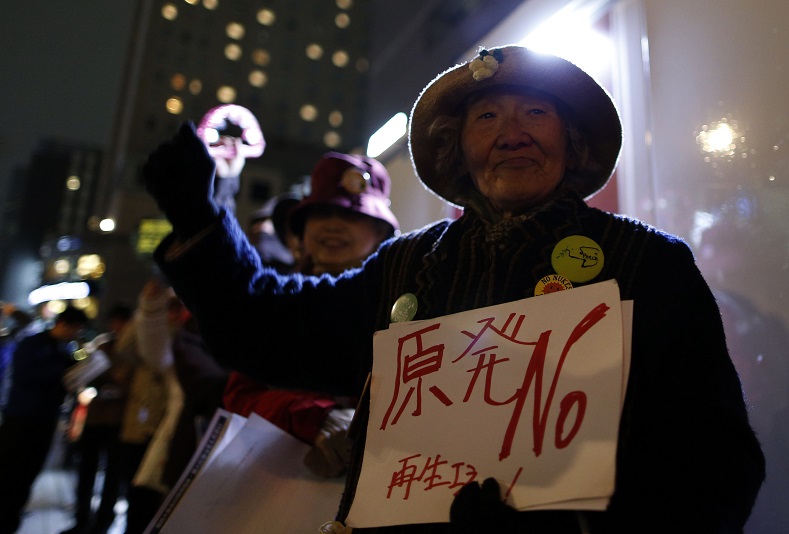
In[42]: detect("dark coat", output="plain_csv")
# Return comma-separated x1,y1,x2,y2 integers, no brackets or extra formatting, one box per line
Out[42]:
155,192,764,533
3,330,74,420
162,317,230,488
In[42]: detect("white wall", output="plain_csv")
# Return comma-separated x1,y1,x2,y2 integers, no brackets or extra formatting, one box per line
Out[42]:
382,145,453,234
633,1,789,530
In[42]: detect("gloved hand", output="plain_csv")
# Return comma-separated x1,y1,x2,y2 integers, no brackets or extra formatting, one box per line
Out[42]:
449,478,520,534
304,408,354,477
143,121,221,240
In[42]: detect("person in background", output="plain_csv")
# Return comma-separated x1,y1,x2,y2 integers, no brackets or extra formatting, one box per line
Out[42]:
210,131,246,214
159,310,230,490
0,304,36,415
60,304,135,534
143,45,764,533
246,192,301,274
223,152,399,477
123,279,189,534
0,305,89,534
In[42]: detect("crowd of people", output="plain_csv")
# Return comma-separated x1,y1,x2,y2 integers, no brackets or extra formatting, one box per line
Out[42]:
0,98,406,533
0,44,767,534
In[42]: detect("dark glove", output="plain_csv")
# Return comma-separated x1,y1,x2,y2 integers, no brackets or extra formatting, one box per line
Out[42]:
450,478,520,534
143,121,221,240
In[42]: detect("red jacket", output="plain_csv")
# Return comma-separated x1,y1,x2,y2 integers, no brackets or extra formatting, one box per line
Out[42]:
223,370,337,444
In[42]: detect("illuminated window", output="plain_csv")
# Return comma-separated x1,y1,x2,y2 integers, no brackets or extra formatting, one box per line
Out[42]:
77,255,105,278
249,70,268,87
226,22,244,40
99,218,115,232
54,259,70,275
189,79,202,95
162,3,178,20
306,43,323,60
166,97,184,114
324,131,341,148
203,0,218,10
328,110,343,128
300,104,318,122
252,48,271,66
332,50,349,68
225,43,242,61
184,0,199,5
257,9,275,26
47,300,67,315
217,86,236,103
335,13,350,28
73,297,92,310
171,73,186,91
66,176,81,191
57,237,73,252
336,0,352,9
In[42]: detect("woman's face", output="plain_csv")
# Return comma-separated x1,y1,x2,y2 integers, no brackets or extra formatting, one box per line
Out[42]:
302,206,387,275
460,89,568,214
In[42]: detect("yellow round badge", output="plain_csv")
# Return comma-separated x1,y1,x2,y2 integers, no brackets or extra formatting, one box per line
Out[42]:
534,274,574,296
390,293,418,323
551,235,604,283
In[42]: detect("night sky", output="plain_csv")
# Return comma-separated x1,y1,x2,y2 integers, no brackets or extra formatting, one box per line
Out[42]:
0,0,135,187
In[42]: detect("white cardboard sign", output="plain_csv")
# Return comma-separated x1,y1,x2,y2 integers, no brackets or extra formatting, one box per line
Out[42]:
347,280,628,527
149,411,345,533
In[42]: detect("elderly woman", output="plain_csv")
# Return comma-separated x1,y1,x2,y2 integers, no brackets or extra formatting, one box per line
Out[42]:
143,45,764,533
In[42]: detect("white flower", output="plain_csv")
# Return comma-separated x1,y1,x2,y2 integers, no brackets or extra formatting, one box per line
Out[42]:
469,50,499,81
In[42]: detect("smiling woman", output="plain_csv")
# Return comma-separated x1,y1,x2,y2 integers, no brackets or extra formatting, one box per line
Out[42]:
288,153,399,275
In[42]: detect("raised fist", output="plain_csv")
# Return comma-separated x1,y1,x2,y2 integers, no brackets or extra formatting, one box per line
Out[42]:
143,122,221,239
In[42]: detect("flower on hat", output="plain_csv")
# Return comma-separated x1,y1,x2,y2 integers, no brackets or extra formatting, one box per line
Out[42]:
468,48,503,81
339,168,370,195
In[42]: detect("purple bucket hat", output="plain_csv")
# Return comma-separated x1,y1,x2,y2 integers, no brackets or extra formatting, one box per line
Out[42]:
288,152,400,237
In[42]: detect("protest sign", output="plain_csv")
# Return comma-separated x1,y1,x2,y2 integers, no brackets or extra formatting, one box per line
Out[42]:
347,280,629,527
148,410,344,533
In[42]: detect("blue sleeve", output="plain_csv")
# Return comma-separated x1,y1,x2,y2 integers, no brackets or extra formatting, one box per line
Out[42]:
154,211,383,397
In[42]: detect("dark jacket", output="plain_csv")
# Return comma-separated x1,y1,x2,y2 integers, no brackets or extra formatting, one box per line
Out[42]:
162,317,229,487
4,330,75,420
155,192,764,533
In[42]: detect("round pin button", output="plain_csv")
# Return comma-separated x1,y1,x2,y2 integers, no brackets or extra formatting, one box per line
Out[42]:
390,293,418,323
534,273,573,296
340,169,369,195
551,235,604,283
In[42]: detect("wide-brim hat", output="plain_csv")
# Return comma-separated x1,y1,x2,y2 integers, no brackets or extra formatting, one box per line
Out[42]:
409,45,622,206
288,152,400,237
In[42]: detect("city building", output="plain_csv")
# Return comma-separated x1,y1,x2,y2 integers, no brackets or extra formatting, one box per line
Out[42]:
0,0,522,315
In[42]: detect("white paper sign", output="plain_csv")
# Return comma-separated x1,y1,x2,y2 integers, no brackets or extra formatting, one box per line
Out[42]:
151,412,344,533
347,280,626,527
